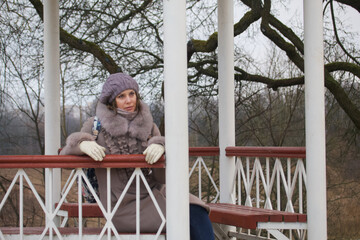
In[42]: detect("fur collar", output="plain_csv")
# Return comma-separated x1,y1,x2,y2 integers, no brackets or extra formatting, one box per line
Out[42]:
96,101,154,141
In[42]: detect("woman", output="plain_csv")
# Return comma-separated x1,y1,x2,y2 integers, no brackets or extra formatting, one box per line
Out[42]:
60,73,214,239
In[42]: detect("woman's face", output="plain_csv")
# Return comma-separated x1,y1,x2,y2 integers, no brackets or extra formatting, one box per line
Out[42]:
115,89,137,112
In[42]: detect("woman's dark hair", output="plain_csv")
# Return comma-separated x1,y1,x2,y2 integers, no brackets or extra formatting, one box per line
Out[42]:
107,91,142,113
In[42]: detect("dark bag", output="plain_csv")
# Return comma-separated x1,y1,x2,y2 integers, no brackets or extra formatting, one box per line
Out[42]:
82,116,101,203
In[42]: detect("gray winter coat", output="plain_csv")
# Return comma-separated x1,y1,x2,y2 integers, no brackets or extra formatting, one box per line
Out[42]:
60,101,207,233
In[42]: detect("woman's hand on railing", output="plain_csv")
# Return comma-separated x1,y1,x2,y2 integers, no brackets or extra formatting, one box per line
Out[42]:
143,144,165,164
79,141,106,161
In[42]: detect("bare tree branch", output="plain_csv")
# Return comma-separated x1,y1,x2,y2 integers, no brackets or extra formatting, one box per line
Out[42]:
29,0,121,73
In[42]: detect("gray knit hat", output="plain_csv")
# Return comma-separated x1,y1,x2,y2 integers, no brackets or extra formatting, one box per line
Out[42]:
99,73,139,104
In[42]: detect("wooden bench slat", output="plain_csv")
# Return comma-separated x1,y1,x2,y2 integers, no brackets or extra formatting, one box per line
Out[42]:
209,208,268,229
297,214,307,222
55,202,307,231
56,203,103,218
208,203,306,222
207,203,306,229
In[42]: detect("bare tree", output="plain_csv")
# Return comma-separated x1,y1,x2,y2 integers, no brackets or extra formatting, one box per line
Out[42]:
1,0,360,236
187,0,360,130
5,0,356,130
0,3,45,154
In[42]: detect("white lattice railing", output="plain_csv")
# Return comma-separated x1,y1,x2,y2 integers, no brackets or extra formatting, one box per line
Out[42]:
189,147,307,240
0,147,306,239
0,155,166,240
189,147,220,203
227,147,307,214
189,147,307,214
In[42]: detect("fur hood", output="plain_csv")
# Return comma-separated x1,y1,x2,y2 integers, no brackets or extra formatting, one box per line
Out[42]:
96,101,154,142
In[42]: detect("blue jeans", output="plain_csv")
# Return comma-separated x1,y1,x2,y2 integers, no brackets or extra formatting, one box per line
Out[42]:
190,204,215,240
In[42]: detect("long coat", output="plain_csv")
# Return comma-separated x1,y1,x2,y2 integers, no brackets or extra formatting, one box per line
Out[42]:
60,101,207,233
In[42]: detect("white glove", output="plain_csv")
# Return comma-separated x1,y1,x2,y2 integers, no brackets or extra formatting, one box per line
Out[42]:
143,144,165,164
79,141,106,161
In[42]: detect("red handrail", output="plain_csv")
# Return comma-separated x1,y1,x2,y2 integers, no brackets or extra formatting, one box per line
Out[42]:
226,146,306,158
0,146,306,169
0,154,165,169
189,147,219,156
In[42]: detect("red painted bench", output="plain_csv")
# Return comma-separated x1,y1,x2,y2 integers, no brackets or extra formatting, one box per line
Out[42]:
58,202,306,229
56,202,307,239
207,203,306,229
56,202,104,218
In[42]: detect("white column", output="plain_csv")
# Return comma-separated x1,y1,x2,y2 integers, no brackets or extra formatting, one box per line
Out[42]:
218,0,236,204
44,0,61,226
304,0,327,239
163,0,189,240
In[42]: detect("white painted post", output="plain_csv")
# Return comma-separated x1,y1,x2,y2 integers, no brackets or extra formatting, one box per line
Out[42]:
218,0,236,204
304,0,327,239
44,0,61,226
163,0,189,240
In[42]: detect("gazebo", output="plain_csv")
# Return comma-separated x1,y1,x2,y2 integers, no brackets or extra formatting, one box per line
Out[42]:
1,0,327,239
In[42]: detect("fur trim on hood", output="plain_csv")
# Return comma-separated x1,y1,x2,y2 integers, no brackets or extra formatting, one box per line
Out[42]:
96,101,154,142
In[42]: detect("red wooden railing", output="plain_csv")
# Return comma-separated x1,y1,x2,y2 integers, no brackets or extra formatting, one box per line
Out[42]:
0,154,165,168
226,146,306,158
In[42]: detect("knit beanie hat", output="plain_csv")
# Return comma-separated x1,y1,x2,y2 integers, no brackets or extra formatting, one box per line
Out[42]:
99,73,139,104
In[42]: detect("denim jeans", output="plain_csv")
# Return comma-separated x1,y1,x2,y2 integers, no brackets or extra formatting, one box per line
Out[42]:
190,204,215,240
